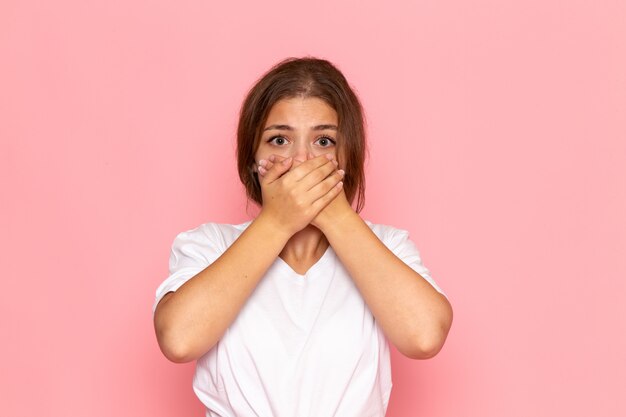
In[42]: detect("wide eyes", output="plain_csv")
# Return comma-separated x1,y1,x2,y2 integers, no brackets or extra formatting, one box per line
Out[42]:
268,136,288,146
267,135,336,147
316,136,334,147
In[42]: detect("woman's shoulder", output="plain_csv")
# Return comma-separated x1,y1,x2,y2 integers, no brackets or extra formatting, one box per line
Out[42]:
363,219,423,254
363,219,408,241
173,220,253,247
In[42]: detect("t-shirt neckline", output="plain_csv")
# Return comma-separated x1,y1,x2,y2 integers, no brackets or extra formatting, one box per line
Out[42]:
275,244,334,280
237,219,336,280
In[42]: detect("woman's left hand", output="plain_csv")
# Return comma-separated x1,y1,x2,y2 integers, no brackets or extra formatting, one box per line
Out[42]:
258,153,354,232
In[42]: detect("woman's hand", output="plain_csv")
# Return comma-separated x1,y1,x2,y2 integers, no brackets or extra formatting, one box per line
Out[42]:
256,153,345,236
257,153,353,233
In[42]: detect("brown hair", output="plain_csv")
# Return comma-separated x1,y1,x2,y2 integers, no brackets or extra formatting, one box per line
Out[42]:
236,56,368,213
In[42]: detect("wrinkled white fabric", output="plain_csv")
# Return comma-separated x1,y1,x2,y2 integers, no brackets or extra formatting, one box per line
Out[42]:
152,219,446,417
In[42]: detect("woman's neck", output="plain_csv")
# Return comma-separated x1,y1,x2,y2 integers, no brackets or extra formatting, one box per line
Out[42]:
279,224,329,263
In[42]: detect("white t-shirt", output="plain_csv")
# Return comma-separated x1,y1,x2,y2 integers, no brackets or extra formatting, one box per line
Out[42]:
152,219,446,417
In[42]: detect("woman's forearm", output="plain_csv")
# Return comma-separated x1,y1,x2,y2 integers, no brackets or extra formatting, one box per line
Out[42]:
319,212,453,359
153,213,291,363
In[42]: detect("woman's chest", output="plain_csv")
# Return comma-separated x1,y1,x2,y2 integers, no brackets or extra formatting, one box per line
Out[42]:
216,261,382,384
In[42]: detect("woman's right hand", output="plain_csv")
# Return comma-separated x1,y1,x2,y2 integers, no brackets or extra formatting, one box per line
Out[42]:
257,153,345,236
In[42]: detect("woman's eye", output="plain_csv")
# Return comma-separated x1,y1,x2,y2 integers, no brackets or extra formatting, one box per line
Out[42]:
268,136,288,145
316,136,336,147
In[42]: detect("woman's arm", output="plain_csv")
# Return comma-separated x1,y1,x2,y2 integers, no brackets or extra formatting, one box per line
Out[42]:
154,155,343,363
261,154,453,359
315,199,453,360
153,213,291,363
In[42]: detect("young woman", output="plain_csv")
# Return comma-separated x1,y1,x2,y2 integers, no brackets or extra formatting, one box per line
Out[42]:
152,57,453,417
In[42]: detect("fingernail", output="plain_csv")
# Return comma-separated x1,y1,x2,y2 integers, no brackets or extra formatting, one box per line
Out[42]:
332,159,338,166
325,154,334,160
258,166,267,175
338,169,345,176
269,155,275,162
282,157,292,165
258,159,268,167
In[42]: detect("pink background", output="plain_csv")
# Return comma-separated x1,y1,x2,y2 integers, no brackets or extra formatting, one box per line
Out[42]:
2,1,625,416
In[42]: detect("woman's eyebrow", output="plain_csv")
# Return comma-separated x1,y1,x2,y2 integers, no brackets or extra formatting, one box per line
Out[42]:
263,124,338,131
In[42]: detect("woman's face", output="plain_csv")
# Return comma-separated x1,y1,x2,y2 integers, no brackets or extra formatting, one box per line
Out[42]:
254,97,340,170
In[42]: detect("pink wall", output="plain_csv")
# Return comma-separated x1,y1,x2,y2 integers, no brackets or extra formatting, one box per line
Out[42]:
2,1,625,416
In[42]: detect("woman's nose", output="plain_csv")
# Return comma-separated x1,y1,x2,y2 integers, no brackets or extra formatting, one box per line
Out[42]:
291,142,311,162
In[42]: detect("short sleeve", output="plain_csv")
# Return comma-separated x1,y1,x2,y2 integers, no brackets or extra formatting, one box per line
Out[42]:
152,224,224,317
384,227,447,298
